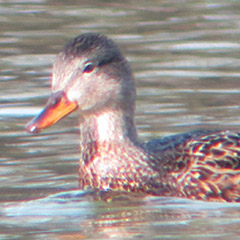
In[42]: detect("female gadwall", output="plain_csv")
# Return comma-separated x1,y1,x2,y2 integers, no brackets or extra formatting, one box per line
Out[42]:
26,33,240,202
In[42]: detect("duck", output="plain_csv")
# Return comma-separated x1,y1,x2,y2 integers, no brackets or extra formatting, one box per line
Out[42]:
26,32,240,202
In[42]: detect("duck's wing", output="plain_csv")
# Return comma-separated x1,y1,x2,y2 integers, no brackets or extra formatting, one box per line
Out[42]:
146,130,240,202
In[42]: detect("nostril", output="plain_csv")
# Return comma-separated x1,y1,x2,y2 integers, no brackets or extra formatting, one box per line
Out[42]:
51,97,60,107
48,91,65,107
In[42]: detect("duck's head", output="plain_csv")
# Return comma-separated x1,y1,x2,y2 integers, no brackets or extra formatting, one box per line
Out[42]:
26,33,136,133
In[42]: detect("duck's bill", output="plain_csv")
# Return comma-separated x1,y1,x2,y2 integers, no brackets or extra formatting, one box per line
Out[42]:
26,91,78,134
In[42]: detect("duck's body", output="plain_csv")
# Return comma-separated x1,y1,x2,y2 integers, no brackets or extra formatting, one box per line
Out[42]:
26,33,240,202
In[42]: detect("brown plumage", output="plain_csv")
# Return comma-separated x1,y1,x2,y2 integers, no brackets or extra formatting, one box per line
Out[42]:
26,33,240,202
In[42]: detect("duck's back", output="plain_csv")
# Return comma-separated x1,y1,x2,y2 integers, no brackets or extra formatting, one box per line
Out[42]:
146,129,240,202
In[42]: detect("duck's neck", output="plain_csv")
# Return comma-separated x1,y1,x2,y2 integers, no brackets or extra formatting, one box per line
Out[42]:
78,110,138,163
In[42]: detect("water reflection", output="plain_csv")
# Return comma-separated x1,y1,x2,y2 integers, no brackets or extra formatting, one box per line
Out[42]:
2,191,240,239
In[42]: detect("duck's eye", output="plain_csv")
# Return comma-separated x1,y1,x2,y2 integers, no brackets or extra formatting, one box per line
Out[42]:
83,63,94,73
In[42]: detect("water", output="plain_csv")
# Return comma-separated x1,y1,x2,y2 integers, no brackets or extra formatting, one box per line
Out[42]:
1,0,240,239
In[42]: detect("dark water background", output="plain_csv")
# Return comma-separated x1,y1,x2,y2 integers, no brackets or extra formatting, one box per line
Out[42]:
1,0,240,239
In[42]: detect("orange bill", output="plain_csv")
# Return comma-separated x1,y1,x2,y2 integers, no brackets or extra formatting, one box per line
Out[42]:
26,91,78,134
